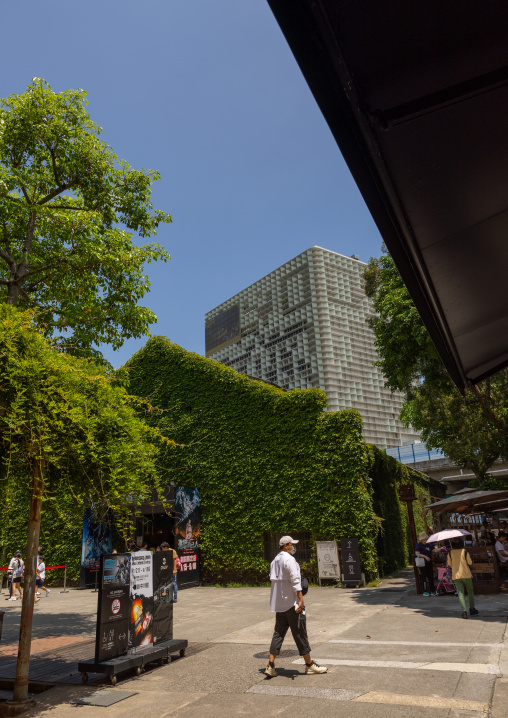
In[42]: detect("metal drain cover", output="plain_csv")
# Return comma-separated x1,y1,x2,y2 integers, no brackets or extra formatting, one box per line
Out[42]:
72,690,137,707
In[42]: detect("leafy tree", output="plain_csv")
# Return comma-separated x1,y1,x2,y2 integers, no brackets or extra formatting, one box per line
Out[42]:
0,306,172,701
0,78,171,357
364,247,508,484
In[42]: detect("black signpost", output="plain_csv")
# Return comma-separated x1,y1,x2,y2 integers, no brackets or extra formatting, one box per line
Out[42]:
79,551,186,686
340,538,364,586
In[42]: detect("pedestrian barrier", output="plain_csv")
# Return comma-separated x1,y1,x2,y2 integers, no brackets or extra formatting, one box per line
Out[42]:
0,565,69,594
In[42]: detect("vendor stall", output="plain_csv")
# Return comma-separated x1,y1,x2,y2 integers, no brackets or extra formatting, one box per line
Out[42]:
425,490,508,594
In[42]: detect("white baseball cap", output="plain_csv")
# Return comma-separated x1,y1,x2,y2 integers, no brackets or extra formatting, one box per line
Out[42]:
279,535,299,546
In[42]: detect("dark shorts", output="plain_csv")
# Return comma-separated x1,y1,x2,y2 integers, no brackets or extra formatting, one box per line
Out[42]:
12,577,22,583
36,578,44,587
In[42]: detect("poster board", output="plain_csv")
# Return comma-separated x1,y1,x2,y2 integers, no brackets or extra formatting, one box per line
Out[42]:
129,551,154,653
95,553,130,662
80,508,112,589
95,550,174,663
153,551,174,644
174,487,201,587
315,541,340,579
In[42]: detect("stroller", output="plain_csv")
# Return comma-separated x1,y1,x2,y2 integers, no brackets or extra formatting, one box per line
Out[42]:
436,566,455,595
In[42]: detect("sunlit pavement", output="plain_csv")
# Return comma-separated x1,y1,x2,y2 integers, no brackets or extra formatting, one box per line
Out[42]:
2,570,507,717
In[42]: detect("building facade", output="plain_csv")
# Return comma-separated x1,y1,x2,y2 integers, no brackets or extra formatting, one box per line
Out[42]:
205,246,419,448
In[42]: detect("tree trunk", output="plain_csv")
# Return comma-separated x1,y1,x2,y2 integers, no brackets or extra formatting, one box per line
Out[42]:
11,458,43,704
6,278,20,307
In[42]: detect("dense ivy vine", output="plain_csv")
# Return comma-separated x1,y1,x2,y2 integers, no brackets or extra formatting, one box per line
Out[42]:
124,337,440,582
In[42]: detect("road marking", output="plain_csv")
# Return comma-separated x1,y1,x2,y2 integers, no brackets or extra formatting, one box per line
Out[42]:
248,685,488,712
353,691,489,712
247,686,365,701
329,639,503,648
292,658,501,674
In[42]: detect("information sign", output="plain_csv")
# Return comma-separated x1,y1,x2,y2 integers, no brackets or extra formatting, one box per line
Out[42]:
129,551,154,653
340,537,362,582
315,541,340,579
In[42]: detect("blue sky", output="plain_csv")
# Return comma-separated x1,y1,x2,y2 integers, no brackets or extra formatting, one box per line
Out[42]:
3,0,382,366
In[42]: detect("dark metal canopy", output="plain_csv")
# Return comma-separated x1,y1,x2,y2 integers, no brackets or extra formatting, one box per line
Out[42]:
426,489,508,514
267,1,508,389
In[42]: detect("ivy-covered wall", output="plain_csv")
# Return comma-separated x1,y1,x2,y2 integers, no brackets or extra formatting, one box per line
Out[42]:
123,336,440,582
0,336,440,584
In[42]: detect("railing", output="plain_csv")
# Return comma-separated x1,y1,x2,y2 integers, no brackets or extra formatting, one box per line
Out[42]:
385,443,446,465
0,565,69,594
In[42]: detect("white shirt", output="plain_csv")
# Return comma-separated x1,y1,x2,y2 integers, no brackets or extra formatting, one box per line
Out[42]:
8,557,24,575
37,562,46,580
269,551,302,612
495,540,508,563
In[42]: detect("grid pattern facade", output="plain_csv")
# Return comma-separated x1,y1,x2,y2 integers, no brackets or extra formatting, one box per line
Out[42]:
205,246,419,448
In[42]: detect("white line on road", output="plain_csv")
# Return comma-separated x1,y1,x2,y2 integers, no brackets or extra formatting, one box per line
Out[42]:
292,658,501,674
328,639,503,648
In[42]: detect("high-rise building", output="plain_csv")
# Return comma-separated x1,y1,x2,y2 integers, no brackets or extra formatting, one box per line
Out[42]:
204,246,419,448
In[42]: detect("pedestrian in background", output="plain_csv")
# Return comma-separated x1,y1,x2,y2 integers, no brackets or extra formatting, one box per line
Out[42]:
447,537,478,619
161,542,178,603
415,532,440,596
8,551,24,601
36,556,51,598
265,536,327,677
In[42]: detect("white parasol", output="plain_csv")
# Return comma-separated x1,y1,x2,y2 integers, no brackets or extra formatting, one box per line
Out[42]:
427,529,472,542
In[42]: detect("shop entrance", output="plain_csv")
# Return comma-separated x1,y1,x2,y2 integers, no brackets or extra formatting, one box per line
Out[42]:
139,512,175,550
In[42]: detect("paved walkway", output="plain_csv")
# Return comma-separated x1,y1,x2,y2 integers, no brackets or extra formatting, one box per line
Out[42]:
1,570,507,717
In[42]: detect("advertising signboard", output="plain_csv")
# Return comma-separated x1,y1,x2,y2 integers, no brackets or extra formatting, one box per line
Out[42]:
129,551,154,653
315,541,340,579
80,508,112,589
153,551,174,644
95,553,130,662
174,486,201,588
340,537,362,582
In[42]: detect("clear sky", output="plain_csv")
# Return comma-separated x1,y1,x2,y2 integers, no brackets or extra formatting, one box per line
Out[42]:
2,0,383,366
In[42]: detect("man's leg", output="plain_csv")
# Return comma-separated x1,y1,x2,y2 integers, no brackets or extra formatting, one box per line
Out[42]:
267,611,290,671
286,607,327,674
173,576,178,602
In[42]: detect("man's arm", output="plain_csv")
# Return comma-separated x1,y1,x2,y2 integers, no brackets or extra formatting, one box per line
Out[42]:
295,590,304,613
173,550,177,575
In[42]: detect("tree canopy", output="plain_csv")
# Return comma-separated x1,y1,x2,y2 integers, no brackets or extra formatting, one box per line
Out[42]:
0,78,171,357
364,247,508,484
0,305,172,519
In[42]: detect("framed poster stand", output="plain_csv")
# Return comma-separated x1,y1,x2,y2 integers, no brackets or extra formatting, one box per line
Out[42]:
315,541,341,586
78,551,188,685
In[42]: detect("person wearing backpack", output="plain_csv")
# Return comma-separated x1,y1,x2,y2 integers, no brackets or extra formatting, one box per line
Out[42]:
8,551,24,601
447,538,479,619
264,536,326,678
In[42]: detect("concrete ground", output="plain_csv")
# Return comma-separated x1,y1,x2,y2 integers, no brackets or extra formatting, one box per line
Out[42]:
1,570,507,717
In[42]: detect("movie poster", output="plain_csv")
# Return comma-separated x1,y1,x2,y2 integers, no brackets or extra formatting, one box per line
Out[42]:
152,551,174,644
173,486,201,588
95,553,131,662
80,508,112,589
128,551,154,652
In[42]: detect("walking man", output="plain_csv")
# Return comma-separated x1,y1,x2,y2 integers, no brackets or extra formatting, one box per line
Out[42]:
265,536,327,677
